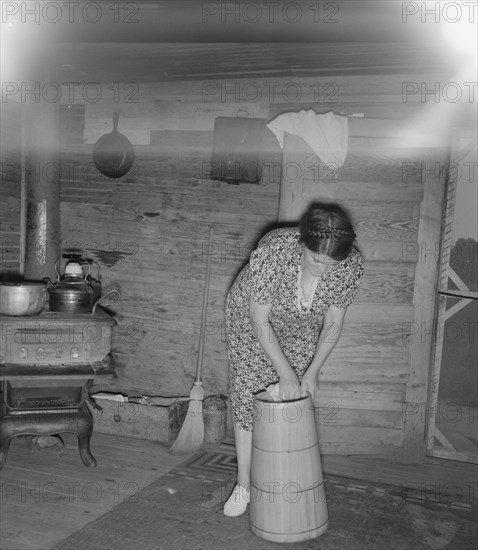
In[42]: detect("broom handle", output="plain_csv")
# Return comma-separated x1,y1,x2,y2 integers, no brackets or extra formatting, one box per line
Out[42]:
195,227,214,384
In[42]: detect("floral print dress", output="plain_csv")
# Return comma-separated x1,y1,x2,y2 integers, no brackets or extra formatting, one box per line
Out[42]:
225,227,364,431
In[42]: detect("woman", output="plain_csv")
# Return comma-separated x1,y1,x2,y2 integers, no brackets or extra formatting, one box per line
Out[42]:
223,202,364,517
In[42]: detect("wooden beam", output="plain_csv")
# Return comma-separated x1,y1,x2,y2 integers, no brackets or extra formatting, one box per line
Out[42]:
278,133,306,222
402,147,449,463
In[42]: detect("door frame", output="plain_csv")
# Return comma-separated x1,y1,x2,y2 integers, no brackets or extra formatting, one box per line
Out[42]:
401,146,449,463
426,127,478,464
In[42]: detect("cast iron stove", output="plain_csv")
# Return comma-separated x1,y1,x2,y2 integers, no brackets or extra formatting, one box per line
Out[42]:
0,307,116,469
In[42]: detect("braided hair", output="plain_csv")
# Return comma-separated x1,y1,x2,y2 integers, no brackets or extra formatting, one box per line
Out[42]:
299,202,356,261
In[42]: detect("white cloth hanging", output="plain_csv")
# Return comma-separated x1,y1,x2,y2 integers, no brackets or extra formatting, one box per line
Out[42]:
267,110,349,167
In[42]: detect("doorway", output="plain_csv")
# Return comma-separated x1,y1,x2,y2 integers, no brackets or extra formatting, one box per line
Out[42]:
427,127,478,463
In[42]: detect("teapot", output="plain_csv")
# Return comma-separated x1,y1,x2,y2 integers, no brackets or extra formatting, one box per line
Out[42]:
44,255,119,314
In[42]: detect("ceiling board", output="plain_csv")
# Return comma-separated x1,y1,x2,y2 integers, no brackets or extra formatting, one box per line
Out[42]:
1,2,469,83
1,1,449,44
11,42,461,83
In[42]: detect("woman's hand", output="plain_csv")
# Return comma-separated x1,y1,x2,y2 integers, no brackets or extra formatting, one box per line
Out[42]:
300,371,319,398
278,373,301,401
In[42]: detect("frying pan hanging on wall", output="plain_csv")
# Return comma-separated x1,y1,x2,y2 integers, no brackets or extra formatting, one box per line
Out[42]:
93,112,134,178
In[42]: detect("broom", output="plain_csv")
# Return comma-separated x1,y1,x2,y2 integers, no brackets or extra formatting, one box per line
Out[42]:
170,226,214,454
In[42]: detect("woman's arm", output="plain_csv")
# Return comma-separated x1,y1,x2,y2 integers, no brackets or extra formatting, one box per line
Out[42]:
301,305,347,394
249,297,301,399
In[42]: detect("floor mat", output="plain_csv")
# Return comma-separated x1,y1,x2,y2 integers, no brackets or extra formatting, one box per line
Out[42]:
171,449,237,483
54,450,478,550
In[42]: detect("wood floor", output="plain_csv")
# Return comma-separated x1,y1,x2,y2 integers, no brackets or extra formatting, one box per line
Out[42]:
1,433,477,550
0,433,197,550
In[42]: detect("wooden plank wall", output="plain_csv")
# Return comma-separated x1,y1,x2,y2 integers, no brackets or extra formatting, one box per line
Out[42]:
277,123,449,457
56,85,278,399
0,72,453,457
56,74,444,401
0,100,22,276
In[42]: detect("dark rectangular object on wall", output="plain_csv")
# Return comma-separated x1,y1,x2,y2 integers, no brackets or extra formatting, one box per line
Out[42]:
210,117,266,184
60,104,85,144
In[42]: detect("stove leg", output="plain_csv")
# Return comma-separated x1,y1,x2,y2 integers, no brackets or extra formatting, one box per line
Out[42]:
77,430,96,467
0,427,11,470
0,409,97,469
77,405,97,468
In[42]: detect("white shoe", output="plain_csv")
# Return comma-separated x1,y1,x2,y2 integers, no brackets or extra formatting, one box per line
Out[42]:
223,484,250,517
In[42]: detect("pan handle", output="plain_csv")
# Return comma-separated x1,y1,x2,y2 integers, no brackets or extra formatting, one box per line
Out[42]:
112,112,120,132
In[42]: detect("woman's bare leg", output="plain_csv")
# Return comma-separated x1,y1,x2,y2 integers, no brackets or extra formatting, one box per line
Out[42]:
234,426,252,487
223,426,252,515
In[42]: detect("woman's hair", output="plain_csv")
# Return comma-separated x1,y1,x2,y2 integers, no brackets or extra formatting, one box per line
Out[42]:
299,202,356,261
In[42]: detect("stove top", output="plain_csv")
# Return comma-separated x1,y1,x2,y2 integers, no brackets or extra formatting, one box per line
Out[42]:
0,306,114,322
0,307,115,366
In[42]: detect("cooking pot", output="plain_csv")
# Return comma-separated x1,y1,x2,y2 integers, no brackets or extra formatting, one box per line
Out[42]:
93,112,134,179
0,281,47,316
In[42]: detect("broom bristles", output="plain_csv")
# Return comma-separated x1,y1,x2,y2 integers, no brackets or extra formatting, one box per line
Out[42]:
170,398,204,454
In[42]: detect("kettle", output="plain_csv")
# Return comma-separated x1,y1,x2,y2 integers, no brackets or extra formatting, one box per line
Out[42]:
44,255,118,314
44,259,95,314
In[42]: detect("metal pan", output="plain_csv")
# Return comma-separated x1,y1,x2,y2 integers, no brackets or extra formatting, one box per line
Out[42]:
93,112,134,179
0,281,47,316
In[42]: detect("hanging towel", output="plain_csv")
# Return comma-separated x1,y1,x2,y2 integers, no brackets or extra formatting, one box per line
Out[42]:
267,110,349,167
